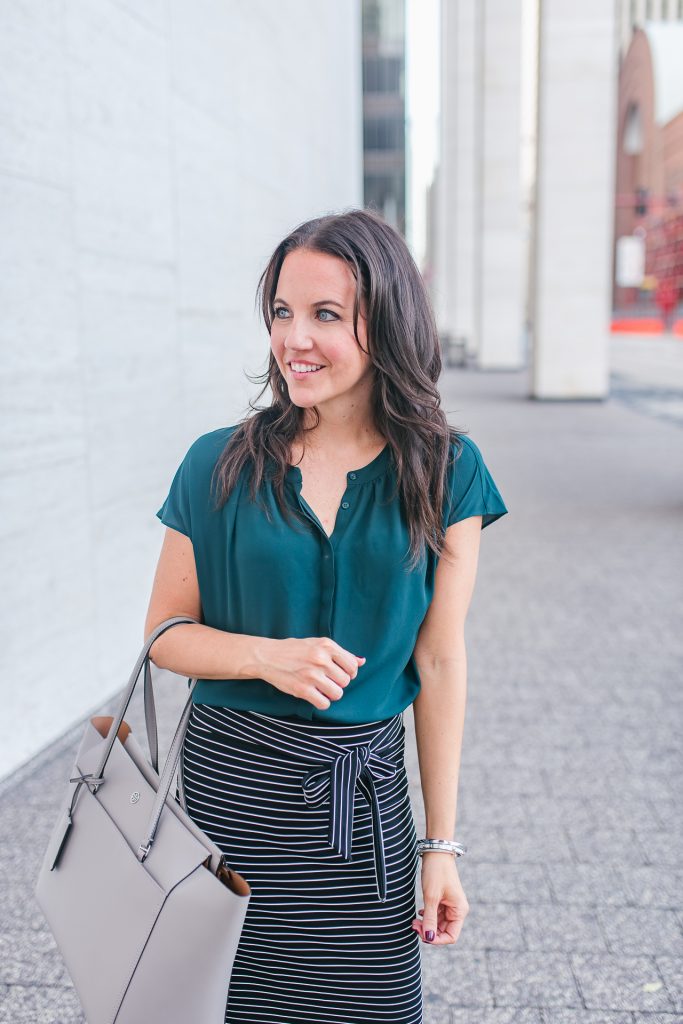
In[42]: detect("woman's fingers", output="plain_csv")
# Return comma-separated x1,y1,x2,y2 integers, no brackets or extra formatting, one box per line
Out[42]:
412,900,467,944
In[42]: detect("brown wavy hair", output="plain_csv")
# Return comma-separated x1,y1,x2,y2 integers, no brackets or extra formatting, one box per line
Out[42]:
210,206,467,572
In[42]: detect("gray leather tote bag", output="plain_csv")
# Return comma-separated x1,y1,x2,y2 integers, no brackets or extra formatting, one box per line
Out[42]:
34,615,251,1023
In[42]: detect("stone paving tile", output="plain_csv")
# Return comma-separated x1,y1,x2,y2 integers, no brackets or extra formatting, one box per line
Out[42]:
423,997,456,1024
572,954,674,1012
632,1014,683,1024
486,762,555,797
487,951,582,1007
498,824,578,863
620,867,683,909
650,799,682,832
0,882,50,933
468,861,555,905
564,826,651,866
457,791,533,827
422,946,492,1005
0,931,71,987
546,862,632,906
0,983,84,1023
455,823,509,863
566,796,665,834
452,1010,543,1023
655,959,683,1013
522,795,605,830
538,1012,634,1023
596,908,683,957
0,840,50,888
518,904,607,953
453,902,527,951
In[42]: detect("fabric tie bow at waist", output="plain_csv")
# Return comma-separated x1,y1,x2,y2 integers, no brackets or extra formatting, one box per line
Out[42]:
300,738,400,902
199,708,404,903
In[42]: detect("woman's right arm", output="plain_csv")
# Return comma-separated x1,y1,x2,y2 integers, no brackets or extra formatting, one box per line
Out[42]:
144,526,272,680
144,526,362,708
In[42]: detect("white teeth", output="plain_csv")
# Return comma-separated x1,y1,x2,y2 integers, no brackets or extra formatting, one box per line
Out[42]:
291,363,324,373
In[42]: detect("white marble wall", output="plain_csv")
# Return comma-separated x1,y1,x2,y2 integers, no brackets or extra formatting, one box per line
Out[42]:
0,0,362,781
531,1,616,397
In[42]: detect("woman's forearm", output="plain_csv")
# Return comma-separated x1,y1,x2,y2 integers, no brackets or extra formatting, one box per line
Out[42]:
146,622,274,681
412,641,467,838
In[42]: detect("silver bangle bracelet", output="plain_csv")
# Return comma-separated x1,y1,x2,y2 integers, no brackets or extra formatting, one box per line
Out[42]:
417,838,467,858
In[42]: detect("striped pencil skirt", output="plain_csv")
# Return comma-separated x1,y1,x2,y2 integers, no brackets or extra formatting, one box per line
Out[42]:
179,701,424,1024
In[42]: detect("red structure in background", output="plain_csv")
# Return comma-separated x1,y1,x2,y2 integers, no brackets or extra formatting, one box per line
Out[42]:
613,25,683,333
648,210,683,327
611,196,683,332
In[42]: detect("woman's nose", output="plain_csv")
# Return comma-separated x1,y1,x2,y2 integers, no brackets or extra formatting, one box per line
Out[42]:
284,321,316,349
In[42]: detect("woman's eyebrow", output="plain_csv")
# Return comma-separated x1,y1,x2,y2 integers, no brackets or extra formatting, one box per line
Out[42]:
273,297,345,308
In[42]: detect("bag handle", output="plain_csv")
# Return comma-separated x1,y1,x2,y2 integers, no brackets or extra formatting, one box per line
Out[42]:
88,616,200,788
66,617,196,802
95,615,203,860
137,669,199,859
60,616,203,871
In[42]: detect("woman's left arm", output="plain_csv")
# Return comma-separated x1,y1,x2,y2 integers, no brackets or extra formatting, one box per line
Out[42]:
411,514,483,945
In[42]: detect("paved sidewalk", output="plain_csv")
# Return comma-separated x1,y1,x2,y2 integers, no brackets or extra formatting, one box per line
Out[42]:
608,334,683,429
1,355,682,1023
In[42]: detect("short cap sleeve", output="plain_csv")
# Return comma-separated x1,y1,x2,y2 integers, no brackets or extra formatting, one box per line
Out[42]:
444,435,509,530
156,439,199,538
155,426,237,540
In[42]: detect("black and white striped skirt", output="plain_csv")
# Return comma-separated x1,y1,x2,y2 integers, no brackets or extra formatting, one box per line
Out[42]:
179,701,423,1024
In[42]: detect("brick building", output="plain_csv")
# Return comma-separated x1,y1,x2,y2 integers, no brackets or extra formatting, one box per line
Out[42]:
614,22,683,316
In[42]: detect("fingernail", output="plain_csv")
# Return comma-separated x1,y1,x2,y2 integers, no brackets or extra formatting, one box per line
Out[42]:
425,930,435,942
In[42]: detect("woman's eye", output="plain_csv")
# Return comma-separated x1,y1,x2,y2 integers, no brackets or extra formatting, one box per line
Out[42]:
272,307,337,322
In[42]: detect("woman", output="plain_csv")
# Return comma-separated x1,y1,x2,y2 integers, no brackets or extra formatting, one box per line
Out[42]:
146,208,508,1023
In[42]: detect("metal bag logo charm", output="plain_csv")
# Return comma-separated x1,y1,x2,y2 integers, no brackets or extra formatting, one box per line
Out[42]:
130,791,140,804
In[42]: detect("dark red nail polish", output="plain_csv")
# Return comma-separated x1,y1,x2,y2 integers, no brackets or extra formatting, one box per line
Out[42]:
425,930,435,942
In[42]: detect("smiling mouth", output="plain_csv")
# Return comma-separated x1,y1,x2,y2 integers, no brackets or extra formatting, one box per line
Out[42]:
288,364,326,376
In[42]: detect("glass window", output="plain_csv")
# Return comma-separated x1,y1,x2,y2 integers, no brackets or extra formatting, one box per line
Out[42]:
364,116,405,150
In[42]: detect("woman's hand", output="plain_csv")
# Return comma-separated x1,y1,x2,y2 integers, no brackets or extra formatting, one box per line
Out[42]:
255,636,366,710
411,853,469,945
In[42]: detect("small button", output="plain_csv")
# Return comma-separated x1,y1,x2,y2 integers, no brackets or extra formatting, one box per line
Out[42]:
348,472,357,480
323,552,330,560
341,501,350,509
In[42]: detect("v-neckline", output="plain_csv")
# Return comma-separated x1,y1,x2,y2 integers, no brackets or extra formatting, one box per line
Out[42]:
286,443,391,542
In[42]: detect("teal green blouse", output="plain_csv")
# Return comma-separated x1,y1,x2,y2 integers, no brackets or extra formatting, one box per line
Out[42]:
155,425,508,722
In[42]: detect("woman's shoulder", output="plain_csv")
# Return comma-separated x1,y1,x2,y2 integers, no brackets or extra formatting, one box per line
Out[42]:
447,432,486,468
185,424,240,463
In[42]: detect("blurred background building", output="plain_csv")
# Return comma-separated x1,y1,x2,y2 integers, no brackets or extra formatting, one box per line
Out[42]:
614,20,683,325
617,0,683,54
362,0,407,235
428,0,683,397
430,0,619,396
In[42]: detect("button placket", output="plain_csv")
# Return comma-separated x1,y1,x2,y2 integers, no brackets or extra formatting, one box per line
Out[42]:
285,443,389,549
320,539,335,636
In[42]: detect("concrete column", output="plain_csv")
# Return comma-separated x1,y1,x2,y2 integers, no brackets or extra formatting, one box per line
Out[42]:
437,0,525,368
435,0,478,351
479,0,526,368
531,0,617,397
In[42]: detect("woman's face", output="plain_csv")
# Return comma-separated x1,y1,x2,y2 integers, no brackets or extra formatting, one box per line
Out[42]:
270,248,374,413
